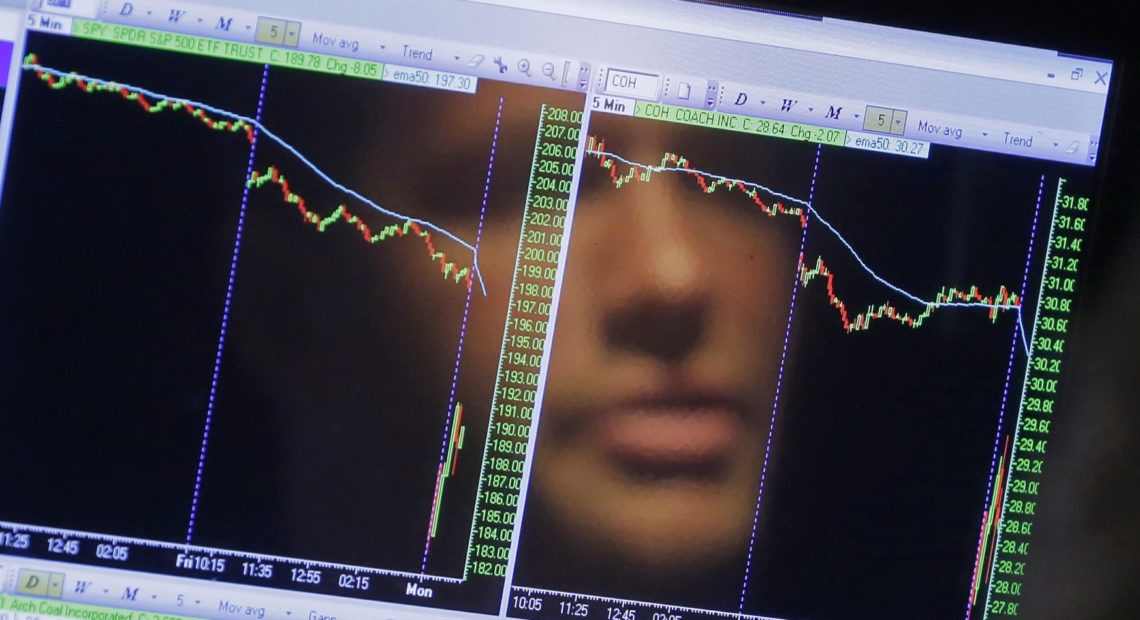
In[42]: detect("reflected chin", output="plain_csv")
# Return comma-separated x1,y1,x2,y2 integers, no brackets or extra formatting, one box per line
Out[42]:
535,444,761,577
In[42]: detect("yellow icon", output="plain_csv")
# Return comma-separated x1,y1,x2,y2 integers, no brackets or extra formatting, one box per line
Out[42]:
17,569,49,596
16,569,67,598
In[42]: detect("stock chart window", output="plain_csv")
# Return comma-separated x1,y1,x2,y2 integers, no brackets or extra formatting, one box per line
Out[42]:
512,104,1096,620
0,1,1117,620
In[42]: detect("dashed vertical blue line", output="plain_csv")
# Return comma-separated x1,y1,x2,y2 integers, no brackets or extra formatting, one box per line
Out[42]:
185,63,271,545
591,148,1025,349
962,173,1045,619
737,144,822,614
25,61,486,295
420,96,504,573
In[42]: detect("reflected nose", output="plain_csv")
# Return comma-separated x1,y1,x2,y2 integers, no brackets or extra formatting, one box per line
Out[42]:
603,296,706,363
596,174,710,364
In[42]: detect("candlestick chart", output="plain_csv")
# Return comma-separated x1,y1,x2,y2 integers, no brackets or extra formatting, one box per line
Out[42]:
247,165,474,287
20,53,486,293
1,37,582,604
14,52,488,572
584,135,1026,344
23,53,257,143
509,114,1060,620
0,21,1105,620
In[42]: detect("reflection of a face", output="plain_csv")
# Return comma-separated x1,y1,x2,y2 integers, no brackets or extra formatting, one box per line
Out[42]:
376,91,797,589
529,119,796,583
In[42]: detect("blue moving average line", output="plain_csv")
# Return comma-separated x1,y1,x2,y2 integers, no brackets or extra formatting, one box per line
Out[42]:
588,147,1032,355
24,60,489,295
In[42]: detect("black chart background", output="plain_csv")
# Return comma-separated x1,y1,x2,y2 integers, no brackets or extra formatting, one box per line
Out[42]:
743,148,1076,620
1,0,1136,614
0,31,261,542
512,109,1096,620
0,30,583,583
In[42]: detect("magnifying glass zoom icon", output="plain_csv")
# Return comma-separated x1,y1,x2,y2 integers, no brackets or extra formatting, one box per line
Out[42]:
542,62,556,80
517,59,532,76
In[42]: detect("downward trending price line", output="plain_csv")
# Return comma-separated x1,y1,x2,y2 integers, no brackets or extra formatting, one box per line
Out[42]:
249,166,475,287
26,52,256,144
586,137,1029,353
592,136,809,228
23,53,488,295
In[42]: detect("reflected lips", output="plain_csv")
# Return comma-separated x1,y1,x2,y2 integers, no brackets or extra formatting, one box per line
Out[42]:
598,396,742,477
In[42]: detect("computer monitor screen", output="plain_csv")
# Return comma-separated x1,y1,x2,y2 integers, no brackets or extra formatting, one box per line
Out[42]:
0,1,1119,619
